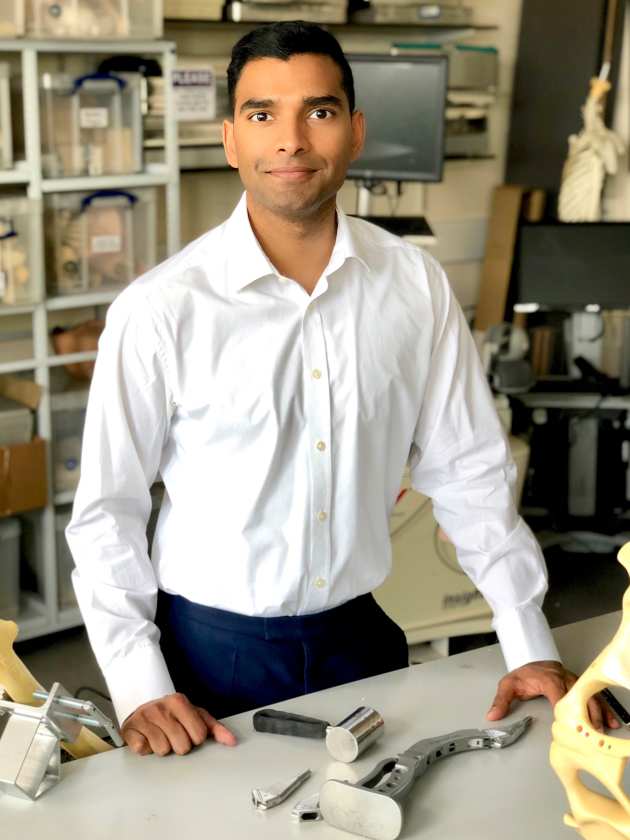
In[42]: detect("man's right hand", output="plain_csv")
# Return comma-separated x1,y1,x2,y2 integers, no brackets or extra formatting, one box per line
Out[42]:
121,692,238,756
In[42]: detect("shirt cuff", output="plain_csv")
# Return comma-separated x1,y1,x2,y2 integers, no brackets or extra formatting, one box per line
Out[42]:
103,642,176,726
493,604,562,672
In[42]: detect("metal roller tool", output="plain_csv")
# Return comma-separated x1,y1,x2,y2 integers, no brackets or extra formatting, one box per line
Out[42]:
319,717,533,840
253,705,384,763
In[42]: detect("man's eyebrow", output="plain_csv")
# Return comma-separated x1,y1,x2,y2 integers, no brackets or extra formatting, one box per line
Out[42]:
239,94,345,114
239,97,275,113
302,95,344,109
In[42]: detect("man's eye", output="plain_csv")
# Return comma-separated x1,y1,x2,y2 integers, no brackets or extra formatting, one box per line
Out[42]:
249,112,271,122
310,109,334,119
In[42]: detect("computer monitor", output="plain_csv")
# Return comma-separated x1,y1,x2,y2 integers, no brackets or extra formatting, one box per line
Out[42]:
346,54,447,183
513,222,630,309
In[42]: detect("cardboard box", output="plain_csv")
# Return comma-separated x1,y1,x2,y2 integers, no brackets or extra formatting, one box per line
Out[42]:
0,436,47,516
0,375,47,517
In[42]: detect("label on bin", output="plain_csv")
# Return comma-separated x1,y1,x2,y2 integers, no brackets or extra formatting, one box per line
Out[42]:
173,67,216,122
0,272,5,296
91,235,122,255
80,107,109,129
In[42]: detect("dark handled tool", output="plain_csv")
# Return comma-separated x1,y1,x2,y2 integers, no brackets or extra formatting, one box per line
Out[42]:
319,717,532,840
253,709,330,739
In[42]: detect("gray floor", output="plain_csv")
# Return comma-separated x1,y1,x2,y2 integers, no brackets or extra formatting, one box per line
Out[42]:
13,544,630,724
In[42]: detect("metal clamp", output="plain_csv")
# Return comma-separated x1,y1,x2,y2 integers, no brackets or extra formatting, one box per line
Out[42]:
0,682,123,801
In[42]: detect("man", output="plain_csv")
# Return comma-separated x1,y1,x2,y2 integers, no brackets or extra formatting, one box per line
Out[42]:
67,21,615,758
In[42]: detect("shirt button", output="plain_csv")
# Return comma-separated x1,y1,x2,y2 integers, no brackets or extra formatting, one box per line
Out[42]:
317,511,327,522
312,369,322,379
316,440,326,452
314,577,327,589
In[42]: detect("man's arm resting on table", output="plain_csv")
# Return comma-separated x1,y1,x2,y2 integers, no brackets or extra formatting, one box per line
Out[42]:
409,256,617,730
67,288,237,756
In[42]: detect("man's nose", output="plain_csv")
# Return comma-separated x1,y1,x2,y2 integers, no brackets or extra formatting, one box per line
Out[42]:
275,117,311,156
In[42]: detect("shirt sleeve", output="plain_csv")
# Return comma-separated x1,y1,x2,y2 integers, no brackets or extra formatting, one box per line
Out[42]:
408,254,561,671
66,287,176,725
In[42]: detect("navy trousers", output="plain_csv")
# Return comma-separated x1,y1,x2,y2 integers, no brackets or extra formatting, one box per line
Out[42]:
155,590,409,719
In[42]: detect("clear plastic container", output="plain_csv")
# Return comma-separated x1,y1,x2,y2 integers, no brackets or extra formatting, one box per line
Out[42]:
25,0,163,39
0,197,41,306
46,187,157,295
55,508,77,608
0,63,13,169
0,394,33,446
0,1,25,37
0,517,20,620
51,389,88,492
21,507,78,609
41,71,143,178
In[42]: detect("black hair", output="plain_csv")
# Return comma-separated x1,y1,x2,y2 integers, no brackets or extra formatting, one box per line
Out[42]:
227,21,355,114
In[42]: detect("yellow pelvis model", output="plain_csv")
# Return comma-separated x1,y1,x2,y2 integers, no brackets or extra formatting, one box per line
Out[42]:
550,542,630,840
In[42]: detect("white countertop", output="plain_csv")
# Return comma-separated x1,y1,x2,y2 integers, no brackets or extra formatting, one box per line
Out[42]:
2,611,624,839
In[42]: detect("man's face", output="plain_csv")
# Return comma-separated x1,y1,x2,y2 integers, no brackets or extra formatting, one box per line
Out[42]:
223,53,365,220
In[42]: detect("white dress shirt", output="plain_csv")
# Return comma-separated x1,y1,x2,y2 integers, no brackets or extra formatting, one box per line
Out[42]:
67,191,560,724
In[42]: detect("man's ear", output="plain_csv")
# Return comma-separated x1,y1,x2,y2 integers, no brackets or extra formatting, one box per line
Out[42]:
349,110,366,163
222,118,239,169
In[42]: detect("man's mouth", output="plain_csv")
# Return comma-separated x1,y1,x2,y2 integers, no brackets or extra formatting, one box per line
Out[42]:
266,167,317,181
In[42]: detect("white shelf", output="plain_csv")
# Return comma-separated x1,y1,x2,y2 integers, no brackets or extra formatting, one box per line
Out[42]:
55,606,83,632
0,358,37,374
1,36,180,644
54,490,76,505
42,169,171,193
0,39,175,54
46,289,122,310
47,350,97,367
0,303,37,317
0,167,31,185
14,594,49,642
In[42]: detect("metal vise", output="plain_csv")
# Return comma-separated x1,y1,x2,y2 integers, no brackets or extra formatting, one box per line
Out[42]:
0,682,123,800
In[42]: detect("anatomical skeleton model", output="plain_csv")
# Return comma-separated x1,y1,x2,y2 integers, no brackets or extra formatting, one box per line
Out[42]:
551,542,630,839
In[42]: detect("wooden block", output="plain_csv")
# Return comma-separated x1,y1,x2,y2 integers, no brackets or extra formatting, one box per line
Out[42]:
474,185,524,332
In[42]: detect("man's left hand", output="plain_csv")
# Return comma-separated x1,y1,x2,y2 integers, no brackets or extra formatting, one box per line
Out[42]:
486,660,620,732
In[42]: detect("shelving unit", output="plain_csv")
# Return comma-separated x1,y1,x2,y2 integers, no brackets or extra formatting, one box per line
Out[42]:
0,37,180,641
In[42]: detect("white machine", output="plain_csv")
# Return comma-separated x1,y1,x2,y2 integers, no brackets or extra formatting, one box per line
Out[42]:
375,435,530,646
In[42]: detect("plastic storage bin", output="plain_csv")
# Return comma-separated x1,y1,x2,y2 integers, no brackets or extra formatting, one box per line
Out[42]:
51,389,88,492
25,0,163,39
0,197,41,306
21,507,77,609
55,508,77,608
40,72,143,178
0,517,20,620
46,187,157,295
0,394,33,446
0,1,25,36
0,63,13,170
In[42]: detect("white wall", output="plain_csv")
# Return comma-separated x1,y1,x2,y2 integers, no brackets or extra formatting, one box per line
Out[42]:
168,0,524,310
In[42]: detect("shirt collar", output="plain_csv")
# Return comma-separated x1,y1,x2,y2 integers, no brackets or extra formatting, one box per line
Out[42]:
224,191,371,293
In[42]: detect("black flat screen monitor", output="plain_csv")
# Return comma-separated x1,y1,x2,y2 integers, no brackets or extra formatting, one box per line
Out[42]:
513,223,630,309
347,54,447,183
